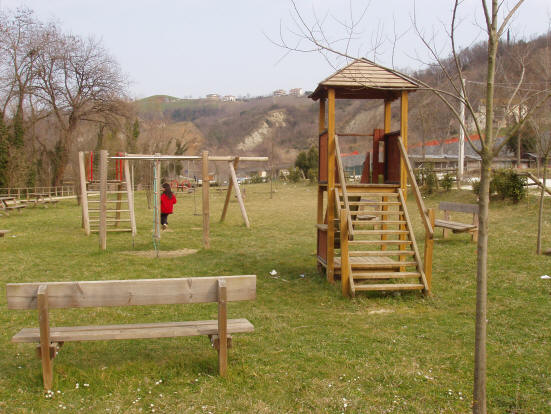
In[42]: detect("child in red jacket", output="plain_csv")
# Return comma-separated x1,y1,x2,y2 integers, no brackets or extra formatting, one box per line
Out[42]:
160,183,177,230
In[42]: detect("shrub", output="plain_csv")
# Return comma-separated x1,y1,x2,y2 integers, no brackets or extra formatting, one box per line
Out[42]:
288,168,302,183
440,173,454,191
419,164,438,195
471,169,527,202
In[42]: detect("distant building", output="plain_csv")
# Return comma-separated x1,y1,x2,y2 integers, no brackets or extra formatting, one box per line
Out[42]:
206,94,220,101
273,89,286,96
289,88,304,96
223,95,236,102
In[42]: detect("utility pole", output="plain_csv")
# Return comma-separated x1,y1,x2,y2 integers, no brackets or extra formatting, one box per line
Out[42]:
458,77,466,186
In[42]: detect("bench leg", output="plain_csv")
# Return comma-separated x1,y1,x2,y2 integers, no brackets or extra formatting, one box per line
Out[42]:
217,280,228,376
37,285,54,390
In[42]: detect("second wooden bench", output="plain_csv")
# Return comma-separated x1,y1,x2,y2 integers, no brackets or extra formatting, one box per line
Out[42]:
434,201,479,242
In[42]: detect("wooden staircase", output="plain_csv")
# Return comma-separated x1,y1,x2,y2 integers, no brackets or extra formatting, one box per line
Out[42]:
335,184,429,296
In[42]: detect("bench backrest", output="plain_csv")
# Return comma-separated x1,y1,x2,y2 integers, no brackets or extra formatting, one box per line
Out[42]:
6,275,256,310
439,202,479,215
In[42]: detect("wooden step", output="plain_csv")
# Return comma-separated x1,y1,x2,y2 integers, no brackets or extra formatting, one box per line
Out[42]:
354,283,424,291
352,272,421,280
352,220,406,225
349,240,413,245
354,229,409,235
351,261,417,268
349,250,415,256
351,211,404,216
347,201,401,206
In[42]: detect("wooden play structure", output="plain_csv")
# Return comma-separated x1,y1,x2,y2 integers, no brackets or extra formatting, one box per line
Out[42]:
78,150,267,250
7,274,256,389
310,59,435,296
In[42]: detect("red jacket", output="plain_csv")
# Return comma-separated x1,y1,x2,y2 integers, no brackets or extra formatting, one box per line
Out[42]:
161,193,177,214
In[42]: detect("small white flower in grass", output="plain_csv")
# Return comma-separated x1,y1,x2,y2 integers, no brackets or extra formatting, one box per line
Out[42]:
299,274,305,278
57,390,61,394
75,383,79,389
269,269,277,276
541,275,551,279
83,384,89,387
150,404,154,407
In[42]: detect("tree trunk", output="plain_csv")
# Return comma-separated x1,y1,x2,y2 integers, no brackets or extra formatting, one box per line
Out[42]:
537,157,547,254
473,157,491,414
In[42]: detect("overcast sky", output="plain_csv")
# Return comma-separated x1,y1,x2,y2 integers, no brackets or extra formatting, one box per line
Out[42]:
2,0,550,99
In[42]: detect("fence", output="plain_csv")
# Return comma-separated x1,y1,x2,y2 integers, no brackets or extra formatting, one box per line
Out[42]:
0,185,76,199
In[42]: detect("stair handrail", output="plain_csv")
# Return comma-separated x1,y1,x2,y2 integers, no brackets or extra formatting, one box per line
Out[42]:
334,134,354,238
397,136,434,238
339,209,354,297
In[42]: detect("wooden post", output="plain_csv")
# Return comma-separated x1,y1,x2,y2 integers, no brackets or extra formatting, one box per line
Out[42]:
340,214,350,297
217,279,228,376
124,157,137,237
424,208,435,294
37,285,53,390
202,151,210,249
78,152,90,236
443,210,450,239
400,91,408,199
99,150,108,250
384,100,391,133
154,154,161,240
228,160,250,228
220,157,240,222
319,98,326,134
327,88,336,283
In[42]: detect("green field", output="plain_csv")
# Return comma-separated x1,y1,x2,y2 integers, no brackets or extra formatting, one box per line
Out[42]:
1,183,550,413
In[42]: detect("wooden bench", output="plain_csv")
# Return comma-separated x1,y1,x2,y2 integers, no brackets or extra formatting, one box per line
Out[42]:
0,197,27,215
7,275,256,390
434,202,479,242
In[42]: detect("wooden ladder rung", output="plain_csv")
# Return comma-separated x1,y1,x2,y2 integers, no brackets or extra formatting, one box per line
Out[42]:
90,229,133,233
88,209,130,212
348,201,401,206
89,219,131,223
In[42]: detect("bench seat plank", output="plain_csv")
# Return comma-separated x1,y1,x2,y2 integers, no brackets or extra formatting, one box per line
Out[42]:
434,219,477,232
12,318,254,343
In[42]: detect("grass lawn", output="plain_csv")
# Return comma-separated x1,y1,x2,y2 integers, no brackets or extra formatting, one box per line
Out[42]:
0,183,550,413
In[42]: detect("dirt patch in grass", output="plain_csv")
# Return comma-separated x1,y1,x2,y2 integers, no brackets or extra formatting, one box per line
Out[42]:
121,248,198,258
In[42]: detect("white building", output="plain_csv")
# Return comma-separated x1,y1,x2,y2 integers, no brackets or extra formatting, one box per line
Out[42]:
223,95,236,102
289,88,304,96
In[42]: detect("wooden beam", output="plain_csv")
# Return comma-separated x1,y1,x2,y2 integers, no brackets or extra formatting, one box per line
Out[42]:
424,208,435,294
124,156,137,237
400,91,408,197
37,285,53,390
326,88,336,283
99,150,108,250
228,160,250,228
220,158,240,223
202,151,210,249
319,98,326,134
340,214,350,297
78,152,90,236
217,279,228,376
384,100,392,133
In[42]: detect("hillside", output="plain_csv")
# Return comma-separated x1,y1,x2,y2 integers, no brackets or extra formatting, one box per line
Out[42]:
131,32,551,166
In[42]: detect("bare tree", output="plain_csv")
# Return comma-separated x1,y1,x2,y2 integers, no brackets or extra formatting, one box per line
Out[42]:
32,26,126,185
276,1,551,413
